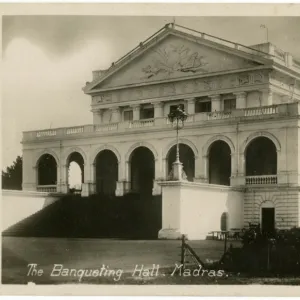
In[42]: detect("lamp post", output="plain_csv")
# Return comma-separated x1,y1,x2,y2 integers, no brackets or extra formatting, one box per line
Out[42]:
168,105,188,181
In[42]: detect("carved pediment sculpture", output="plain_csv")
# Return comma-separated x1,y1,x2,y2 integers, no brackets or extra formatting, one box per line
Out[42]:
142,44,208,79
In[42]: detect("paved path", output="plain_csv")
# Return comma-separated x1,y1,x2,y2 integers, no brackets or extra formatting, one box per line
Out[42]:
2,236,241,284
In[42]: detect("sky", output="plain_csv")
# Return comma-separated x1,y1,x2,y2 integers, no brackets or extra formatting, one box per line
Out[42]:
2,16,300,169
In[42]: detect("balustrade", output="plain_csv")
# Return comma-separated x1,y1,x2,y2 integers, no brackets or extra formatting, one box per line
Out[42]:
36,130,57,138
244,105,278,117
245,175,277,185
23,103,292,142
66,126,84,135
36,185,57,192
95,123,118,132
129,119,154,128
207,111,231,120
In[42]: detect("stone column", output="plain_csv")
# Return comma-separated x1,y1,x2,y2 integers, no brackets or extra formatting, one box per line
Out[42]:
81,162,96,197
153,157,164,195
120,160,131,194
209,94,221,111
186,98,196,115
229,152,239,186
234,92,247,109
131,104,140,121
231,153,246,186
231,152,238,176
162,158,168,180
110,107,121,123
93,109,103,125
153,102,164,118
58,164,69,193
261,89,273,106
202,155,209,183
115,159,130,197
194,156,206,183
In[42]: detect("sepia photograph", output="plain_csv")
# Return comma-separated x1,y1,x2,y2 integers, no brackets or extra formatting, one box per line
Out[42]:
1,4,300,295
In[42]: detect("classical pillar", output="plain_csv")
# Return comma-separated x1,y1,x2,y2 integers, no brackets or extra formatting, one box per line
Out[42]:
202,155,209,183
93,109,103,125
110,107,121,122
185,98,196,115
239,153,245,176
194,156,206,183
162,158,168,180
229,152,239,186
131,104,141,120
209,94,221,111
234,92,247,109
261,89,273,106
81,162,96,197
153,157,163,195
115,159,130,197
57,164,68,193
153,102,164,118
117,160,131,195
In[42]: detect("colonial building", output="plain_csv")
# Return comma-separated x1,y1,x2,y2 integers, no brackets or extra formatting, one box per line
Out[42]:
22,23,300,236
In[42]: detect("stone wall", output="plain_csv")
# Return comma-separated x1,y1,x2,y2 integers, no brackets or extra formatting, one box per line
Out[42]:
244,187,300,229
2,190,60,230
159,182,244,240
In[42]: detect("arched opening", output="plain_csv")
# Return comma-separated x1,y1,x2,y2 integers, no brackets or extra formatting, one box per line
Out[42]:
167,143,195,181
209,140,231,186
245,137,277,176
130,146,155,195
220,212,229,231
67,152,84,193
37,154,57,186
95,150,118,196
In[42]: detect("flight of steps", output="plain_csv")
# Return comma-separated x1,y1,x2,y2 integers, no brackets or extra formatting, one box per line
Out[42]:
2,193,162,239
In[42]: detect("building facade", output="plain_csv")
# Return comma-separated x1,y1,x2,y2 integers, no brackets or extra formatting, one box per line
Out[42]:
22,24,300,232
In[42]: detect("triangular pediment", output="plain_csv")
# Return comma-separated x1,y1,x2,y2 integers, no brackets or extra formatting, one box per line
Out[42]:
85,28,269,92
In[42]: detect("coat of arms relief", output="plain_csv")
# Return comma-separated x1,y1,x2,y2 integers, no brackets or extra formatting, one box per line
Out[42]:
142,44,209,79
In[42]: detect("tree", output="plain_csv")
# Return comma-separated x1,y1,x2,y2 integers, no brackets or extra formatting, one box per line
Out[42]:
2,156,22,190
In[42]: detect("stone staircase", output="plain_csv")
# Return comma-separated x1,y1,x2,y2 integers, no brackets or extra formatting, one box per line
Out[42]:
2,193,162,239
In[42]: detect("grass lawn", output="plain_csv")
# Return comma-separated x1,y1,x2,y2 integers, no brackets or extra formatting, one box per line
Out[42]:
2,236,300,285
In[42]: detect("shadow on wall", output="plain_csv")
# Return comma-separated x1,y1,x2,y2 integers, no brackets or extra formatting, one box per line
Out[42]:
2,193,162,240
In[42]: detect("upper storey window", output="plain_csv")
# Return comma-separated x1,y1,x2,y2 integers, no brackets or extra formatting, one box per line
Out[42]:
141,106,154,119
223,95,236,112
170,104,185,114
123,109,133,121
195,97,211,113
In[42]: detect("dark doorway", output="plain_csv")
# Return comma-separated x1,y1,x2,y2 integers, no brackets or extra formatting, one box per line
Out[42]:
95,150,118,196
37,154,57,185
209,141,231,186
261,208,275,234
220,212,229,231
167,144,195,181
246,137,277,176
130,147,155,195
